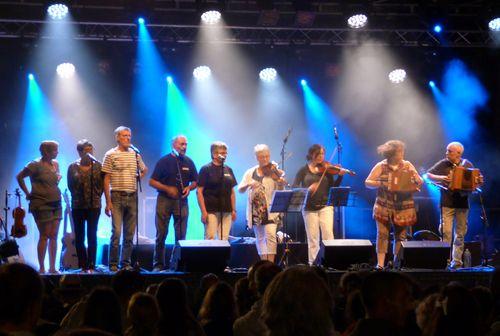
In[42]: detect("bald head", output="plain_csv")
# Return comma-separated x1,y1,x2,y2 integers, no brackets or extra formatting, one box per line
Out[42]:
446,142,464,164
171,135,188,156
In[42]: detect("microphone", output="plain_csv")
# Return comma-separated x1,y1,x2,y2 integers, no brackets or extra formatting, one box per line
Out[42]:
283,128,292,144
172,149,180,158
129,144,141,154
217,154,226,162
86,153,99,162
334,126,339,140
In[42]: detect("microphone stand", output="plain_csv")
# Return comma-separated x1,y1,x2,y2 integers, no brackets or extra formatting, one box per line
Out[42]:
133,151,143,271
172,153,185,269
279,129,292,267
334,127,345,239
219,159,225,240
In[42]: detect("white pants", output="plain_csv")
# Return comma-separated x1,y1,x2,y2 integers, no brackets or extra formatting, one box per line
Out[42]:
302,206,334,265
254,223,277,256
205,212,232,240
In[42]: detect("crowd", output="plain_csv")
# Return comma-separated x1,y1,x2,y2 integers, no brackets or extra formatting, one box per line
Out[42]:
0,262,499,336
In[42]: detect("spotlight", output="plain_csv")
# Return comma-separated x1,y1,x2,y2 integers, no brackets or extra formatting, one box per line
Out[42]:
347,14,368,29
388,69,406,84
201,10,221,24
47,3,69,20
489,18,500,31
259,67,277,82
433,24,442,33
193,66,212,80
166,75,173,84
28,73,34,80
300,79,307,86
429,81,436,87
138,17,145,25
56,62,75,79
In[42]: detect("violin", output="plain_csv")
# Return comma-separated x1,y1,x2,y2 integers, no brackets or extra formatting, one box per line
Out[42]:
11,188,27,238
316,162,356,176
260,162,286,182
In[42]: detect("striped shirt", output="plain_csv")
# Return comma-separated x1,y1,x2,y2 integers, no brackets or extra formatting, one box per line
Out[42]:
102,147,146,192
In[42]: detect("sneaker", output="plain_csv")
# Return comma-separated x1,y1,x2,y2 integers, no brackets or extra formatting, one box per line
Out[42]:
121,265,134,271
109,265,118,273
152,266,164,273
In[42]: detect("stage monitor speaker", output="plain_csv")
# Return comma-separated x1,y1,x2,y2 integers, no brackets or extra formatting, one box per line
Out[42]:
400,241,450,269
173,240,231,273
322,239,374,270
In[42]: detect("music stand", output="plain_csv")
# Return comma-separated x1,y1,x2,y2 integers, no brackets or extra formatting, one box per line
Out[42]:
328,187,351,239
270,188,308,267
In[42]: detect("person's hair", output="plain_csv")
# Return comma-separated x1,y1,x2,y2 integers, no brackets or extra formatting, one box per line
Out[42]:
199,281,237,325
234,277,253,317
76,139,93,153
210,141,228,158
127,292,160,335
0,263,44,326
447,141,464,154
254,144,270,154
306,144,325,161
339,271,363,296
39,140,59,156
255,263,282,296
262,266,334,336
171,135,187,146
377,140,405,159
83,286,122,335
111,269,145,302
360,271,412,315
114,126,131,137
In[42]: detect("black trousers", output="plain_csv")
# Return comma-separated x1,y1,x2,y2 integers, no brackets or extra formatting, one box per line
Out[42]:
72,208,100,269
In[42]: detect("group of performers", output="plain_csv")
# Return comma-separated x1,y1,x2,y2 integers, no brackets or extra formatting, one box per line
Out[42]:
15,126,483,273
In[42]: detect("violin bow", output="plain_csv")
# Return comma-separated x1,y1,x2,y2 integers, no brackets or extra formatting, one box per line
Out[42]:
311,147,338,196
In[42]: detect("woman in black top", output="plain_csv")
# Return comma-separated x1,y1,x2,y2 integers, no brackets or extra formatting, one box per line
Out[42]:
197,141,237,240
67,139,103,272
293,144,344,265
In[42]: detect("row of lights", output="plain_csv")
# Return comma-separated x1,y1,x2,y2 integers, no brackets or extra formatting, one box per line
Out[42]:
45,3,500,32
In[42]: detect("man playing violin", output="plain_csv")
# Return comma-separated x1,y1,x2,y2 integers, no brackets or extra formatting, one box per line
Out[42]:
292,144,346,265
238,144,286,262
426,141,484,269
365,140,422,269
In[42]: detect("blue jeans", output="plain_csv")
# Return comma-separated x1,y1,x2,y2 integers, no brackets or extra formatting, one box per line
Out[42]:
109,191,137,267
153,194,188,268
440,207,469,267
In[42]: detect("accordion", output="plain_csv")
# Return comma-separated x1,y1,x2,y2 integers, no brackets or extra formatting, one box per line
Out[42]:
387,169,419,192
449,166,480,191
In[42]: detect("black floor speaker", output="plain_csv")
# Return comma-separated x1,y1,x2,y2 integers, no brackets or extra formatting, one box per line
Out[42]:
172,240,231,272
400,241,450,269
322,239,374,270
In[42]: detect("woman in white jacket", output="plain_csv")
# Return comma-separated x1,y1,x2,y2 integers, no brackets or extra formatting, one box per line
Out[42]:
238,144,286,262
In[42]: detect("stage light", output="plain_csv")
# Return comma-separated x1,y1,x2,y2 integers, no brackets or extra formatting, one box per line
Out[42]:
489,18,500,31
347,14,368,29
47,3,69,20
201,10,221,24
56,62,75,79
433,24,442,33
300,79,307,86
259,67,277,82
138,17,145,25
193,66,212,80
28,73,34,80
388,69,406,84
429,80,436,87
166,75,173,84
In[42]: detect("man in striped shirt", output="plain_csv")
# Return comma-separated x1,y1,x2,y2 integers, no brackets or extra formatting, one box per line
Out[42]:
102,126,148,272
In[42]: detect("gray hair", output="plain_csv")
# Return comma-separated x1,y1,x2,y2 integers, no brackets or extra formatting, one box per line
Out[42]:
254,144,270,155
114,126,131,137
210,141,228,158
171,135,187,146
76,139,93,153
447,141,464,154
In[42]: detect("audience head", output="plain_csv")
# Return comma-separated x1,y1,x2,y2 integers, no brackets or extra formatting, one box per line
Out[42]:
156,278,190,317
199,282,237,324
262,265,334,336
360,271,414,328
83,286,122,335
111,269,145,303
0,263,44,332
127,292,160,335
255,263,282,297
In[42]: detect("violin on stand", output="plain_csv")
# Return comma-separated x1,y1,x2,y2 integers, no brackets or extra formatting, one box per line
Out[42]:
11,189,27,238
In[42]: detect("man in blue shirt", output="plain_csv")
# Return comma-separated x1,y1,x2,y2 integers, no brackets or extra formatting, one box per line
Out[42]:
149,135,198,271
